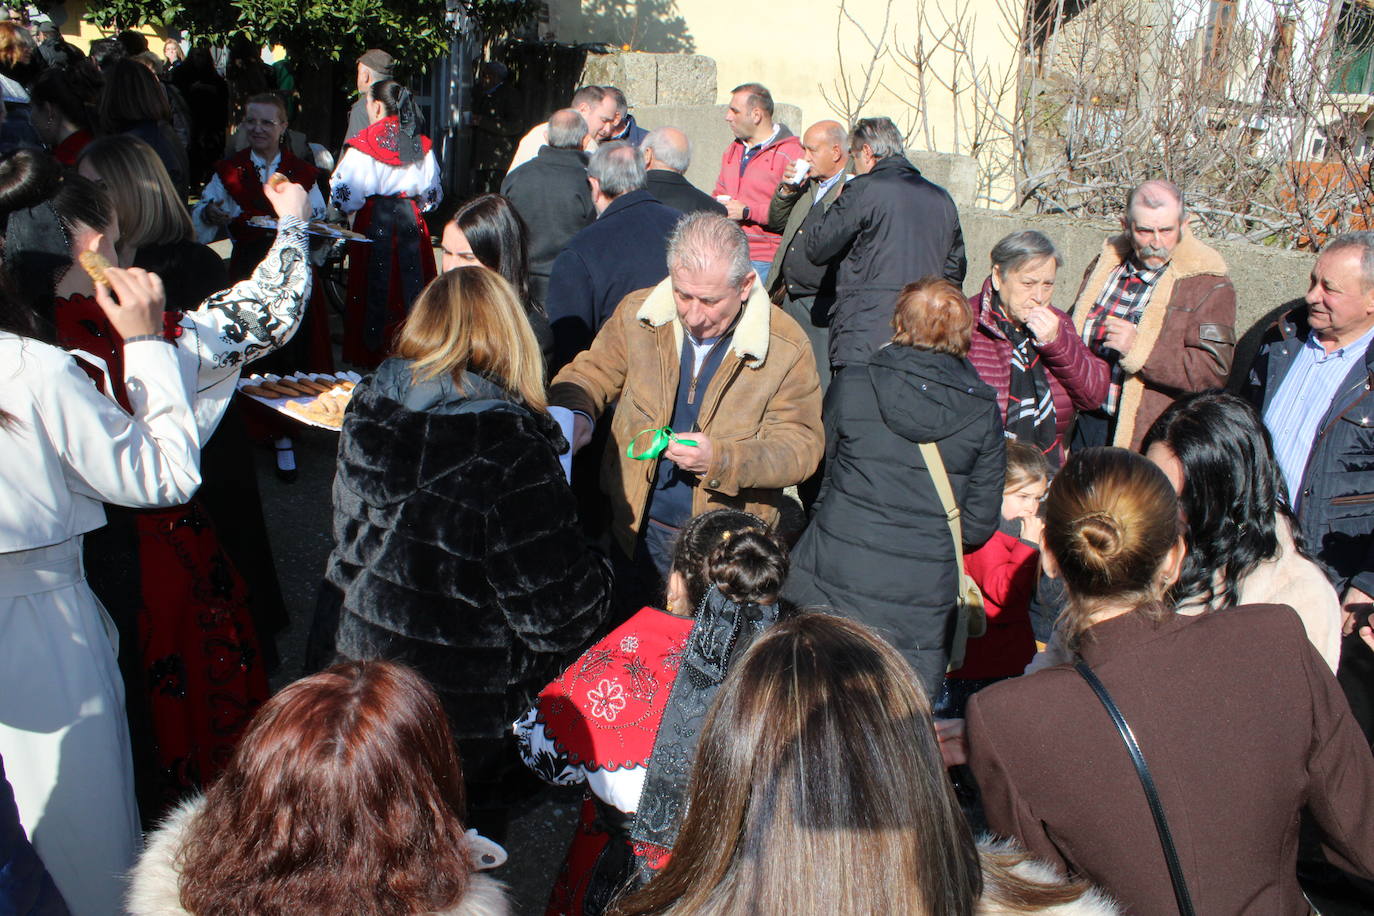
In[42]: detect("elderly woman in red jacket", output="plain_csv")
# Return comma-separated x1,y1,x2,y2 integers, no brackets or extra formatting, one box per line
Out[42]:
967,230,1108,467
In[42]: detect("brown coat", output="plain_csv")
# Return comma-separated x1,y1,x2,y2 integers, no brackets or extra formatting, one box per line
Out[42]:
967,604,1374,916
549,276,824,555
1070,228,1236,450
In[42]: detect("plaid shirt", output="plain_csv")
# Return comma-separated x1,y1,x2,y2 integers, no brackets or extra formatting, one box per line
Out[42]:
1080,259,1167,414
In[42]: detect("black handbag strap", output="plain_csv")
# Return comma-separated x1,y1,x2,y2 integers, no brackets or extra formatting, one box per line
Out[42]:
1074,660,1196,916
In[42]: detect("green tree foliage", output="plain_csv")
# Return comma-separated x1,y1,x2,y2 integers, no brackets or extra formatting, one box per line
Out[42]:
84,0,540,69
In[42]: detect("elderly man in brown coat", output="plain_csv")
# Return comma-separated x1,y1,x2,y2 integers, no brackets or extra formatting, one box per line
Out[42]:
1070,180,1236,451
551,212,823,611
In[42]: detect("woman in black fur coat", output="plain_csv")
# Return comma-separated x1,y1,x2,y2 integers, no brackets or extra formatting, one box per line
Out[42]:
319,266,614,840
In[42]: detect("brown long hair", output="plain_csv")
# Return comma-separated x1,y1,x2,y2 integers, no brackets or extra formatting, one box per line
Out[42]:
611,613,983,916
394,265,547,411
177,661,475,916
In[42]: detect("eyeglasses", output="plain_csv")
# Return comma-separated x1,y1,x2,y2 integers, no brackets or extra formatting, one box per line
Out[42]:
243,119,281,129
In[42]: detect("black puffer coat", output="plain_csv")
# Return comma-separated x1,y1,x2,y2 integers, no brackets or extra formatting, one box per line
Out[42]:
785,345,1004,695
325,359,613,741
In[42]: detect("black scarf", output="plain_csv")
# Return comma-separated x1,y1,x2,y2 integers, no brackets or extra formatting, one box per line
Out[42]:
991,295,1057,455
630,586,779,857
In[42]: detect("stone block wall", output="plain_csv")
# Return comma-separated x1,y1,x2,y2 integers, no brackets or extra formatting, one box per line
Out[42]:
633,103,805,191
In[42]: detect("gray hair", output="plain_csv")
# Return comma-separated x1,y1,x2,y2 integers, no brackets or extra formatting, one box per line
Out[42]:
1322,231,1374,291
850,117,904,159
588,140,647,198
667,211,751,285
605,85,629,116
990,230,1063,275
547,109,589,150
1125,180,1186,223
641,127,692,173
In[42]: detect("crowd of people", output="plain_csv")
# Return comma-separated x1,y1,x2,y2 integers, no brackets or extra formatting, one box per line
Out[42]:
0,21,1372,916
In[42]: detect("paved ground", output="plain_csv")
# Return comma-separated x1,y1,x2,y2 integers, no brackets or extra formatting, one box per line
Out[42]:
253,424,578,914
245,366,1374,915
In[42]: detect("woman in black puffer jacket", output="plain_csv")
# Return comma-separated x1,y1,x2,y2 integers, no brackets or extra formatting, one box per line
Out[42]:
318,266,613,840
785,277,1004,697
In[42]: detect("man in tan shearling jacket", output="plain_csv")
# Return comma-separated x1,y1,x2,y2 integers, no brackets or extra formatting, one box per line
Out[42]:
550,212,823,608
1070,180,1237,451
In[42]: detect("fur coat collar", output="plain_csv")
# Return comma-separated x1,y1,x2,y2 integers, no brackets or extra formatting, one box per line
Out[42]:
633,272,774,368
127,797,510,916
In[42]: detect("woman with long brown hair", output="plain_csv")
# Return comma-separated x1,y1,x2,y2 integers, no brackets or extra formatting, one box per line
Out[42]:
968,448,1374,913
611,613,1117,916
128,661,509,915
317,266,613,841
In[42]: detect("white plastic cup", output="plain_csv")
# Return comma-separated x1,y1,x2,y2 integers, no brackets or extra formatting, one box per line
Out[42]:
789,160,810,185
715,194,731,203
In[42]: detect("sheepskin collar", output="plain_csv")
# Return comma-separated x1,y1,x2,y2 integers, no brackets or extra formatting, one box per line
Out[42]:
127,796,510,916
1090,224,1228,285
633,273,773,368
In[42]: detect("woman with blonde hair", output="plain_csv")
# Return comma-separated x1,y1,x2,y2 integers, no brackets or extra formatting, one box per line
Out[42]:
77,134,226,308
611,613,1118,916
319,266,613,841
968,448,1374,913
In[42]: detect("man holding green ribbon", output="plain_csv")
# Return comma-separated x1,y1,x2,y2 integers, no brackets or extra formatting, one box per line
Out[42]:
549,211,824,614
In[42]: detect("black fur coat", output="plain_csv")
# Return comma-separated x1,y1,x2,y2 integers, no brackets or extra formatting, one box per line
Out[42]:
325,359,613,740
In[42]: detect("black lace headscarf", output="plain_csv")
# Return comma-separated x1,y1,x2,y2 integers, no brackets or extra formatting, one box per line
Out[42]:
371,79,424,165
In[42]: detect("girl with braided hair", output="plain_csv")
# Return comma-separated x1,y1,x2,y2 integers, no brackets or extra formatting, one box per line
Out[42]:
515,509,791,916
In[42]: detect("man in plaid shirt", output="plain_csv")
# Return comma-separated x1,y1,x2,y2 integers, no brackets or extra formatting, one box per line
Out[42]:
1069,181,1236,450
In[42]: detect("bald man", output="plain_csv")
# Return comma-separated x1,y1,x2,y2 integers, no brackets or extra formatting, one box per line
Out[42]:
1069,179,1236,451
764,120,850,392
641,127,726,215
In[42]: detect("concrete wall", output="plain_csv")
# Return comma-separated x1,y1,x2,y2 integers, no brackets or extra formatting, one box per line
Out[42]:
634,102,805,192
960,208,1313,382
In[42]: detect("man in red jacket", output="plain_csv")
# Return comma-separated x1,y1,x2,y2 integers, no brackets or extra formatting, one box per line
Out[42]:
713,83,803,286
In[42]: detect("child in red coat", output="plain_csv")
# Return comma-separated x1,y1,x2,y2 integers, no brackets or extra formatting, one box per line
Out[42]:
938,441,1049,718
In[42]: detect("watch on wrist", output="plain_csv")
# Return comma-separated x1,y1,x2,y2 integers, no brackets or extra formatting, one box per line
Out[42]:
742,205,751,222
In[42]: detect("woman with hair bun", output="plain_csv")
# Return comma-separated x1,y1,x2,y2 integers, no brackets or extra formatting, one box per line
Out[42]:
515,509,790,916
610,613,1118,916
330,77,443,367
968,447,1374,914
128,661,510,916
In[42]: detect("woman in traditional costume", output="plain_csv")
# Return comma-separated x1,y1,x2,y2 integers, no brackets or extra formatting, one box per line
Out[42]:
515,510,789,916
1,150,314,836
329,78,442,368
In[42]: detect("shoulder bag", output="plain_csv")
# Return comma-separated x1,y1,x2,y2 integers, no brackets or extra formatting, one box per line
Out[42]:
1074,660,1196,916
917,441,986,672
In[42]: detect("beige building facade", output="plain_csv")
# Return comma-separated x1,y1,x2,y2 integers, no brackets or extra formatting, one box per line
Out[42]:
543,0,1027,206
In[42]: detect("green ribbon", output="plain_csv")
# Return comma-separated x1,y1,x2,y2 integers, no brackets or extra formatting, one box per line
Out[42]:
626,426,698,460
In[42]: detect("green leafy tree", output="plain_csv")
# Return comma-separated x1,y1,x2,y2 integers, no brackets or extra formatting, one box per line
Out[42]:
84,0,539,70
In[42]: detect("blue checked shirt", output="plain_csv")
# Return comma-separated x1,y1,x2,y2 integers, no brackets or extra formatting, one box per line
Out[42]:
1264,324,1374,509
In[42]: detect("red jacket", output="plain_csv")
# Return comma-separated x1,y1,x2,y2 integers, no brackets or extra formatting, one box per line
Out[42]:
713,126,802,263
949,529,1038,679
966,276,1109,467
